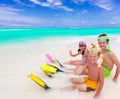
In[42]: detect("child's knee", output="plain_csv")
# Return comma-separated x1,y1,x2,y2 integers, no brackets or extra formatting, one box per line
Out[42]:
69,78,75,82
71,85,76,89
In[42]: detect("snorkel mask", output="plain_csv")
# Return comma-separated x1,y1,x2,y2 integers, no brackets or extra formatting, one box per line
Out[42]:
98,33,111,51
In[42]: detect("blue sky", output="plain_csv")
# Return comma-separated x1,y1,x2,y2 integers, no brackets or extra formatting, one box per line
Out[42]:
0,0,120,28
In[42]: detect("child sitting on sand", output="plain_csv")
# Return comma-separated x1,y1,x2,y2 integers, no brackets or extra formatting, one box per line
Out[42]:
62,47,104,99
64,41,88,74
97,33,120,81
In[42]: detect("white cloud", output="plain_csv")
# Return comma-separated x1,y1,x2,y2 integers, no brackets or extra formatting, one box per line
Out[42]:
0,5,73,28
72,0,114,11
93,0,113,11
0,5,46,27
57,5,73,11
30,0,73,11
13,0,25,5
110,16,120,25
72,0,87,4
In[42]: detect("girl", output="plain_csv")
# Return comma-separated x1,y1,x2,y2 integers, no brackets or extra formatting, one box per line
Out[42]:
64,41,88,74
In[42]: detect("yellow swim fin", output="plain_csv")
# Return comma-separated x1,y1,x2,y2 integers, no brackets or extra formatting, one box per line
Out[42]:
41,64,63,77
40,68,53,77
28,74,50,90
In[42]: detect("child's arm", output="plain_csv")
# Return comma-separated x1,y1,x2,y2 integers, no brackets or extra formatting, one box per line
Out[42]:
69,50,81,57
94,67,104,99
109,52,120,82
81,63,88,75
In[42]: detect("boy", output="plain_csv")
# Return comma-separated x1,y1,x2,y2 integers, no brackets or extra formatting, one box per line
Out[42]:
62,47,104,99
98,33,120,81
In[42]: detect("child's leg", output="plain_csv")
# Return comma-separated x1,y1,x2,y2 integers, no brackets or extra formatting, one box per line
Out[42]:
64,68,83,75
70,77,84,84
65,65,87,75
64,60,82,66
62,83,86,91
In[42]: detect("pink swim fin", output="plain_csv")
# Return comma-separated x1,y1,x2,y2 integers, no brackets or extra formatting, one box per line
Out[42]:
45,53,55,63
45,53,64,68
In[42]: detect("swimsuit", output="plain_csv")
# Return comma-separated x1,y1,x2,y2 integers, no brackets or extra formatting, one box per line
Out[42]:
84,77,98,91
103,66,111,78
82,57,87,62
78,49,87,62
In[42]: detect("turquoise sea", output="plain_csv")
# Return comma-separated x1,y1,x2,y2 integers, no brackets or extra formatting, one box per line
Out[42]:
0,28,120,44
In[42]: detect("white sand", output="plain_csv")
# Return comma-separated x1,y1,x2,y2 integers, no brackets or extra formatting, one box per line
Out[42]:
0,36,120,99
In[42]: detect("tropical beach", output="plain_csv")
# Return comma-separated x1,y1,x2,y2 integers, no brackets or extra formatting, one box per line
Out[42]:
1,0,120,99
0,33,120,99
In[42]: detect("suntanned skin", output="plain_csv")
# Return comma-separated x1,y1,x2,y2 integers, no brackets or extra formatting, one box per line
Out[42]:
98,40,120,82
64,46,88,74
64,46,88,66
62,52,104,99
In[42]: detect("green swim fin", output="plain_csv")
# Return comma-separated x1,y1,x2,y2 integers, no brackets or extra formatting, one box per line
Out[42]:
28,74,50,90
55,58,64,68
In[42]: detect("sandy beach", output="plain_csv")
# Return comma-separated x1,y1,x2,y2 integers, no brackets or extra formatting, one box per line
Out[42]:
0,35,120,99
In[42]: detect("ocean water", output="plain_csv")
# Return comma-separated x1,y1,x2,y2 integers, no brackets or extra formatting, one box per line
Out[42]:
0,28,120,44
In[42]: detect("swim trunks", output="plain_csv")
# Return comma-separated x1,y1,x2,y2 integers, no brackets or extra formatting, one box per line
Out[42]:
103,67,111,78
84,77,98,91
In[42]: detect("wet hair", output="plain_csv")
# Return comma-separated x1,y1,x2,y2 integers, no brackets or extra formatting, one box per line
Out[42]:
98,32,110,43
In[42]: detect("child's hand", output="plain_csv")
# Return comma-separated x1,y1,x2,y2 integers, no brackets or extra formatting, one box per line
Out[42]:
93,93,100,99
112,78,117,82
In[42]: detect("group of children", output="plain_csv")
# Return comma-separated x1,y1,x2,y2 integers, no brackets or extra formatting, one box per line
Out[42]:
29,33,120,99
62,33,120,99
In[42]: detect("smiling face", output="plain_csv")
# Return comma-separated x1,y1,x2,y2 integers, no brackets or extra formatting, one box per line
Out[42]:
79,46,86,50
88,52,99,64
98,40,108,51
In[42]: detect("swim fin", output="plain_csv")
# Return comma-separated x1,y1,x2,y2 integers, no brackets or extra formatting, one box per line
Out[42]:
54,58,64,68
28,74,50,90
41,63,64,77
45,53,64,68
40,68,53,77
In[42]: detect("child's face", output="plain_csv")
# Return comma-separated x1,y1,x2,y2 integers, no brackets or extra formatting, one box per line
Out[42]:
79,46,85,50
88,52,99,64
98,40,108,50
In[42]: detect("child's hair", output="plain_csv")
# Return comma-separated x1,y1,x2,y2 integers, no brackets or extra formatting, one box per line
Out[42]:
88,44,103,68
78,41,87,55
79,41,87,48
98,32,110,43
88,47,100,54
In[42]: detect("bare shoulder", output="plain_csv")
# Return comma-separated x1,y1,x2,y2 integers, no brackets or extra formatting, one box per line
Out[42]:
108,50,120,65
107,50,116,57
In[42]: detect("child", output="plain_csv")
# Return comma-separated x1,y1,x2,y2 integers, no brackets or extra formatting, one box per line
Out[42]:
66,41,88,65
98,33,120,81
64,41,88,74
62,47,104,99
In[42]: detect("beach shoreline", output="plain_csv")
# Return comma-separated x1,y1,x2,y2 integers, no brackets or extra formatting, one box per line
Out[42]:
0,35,120,99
